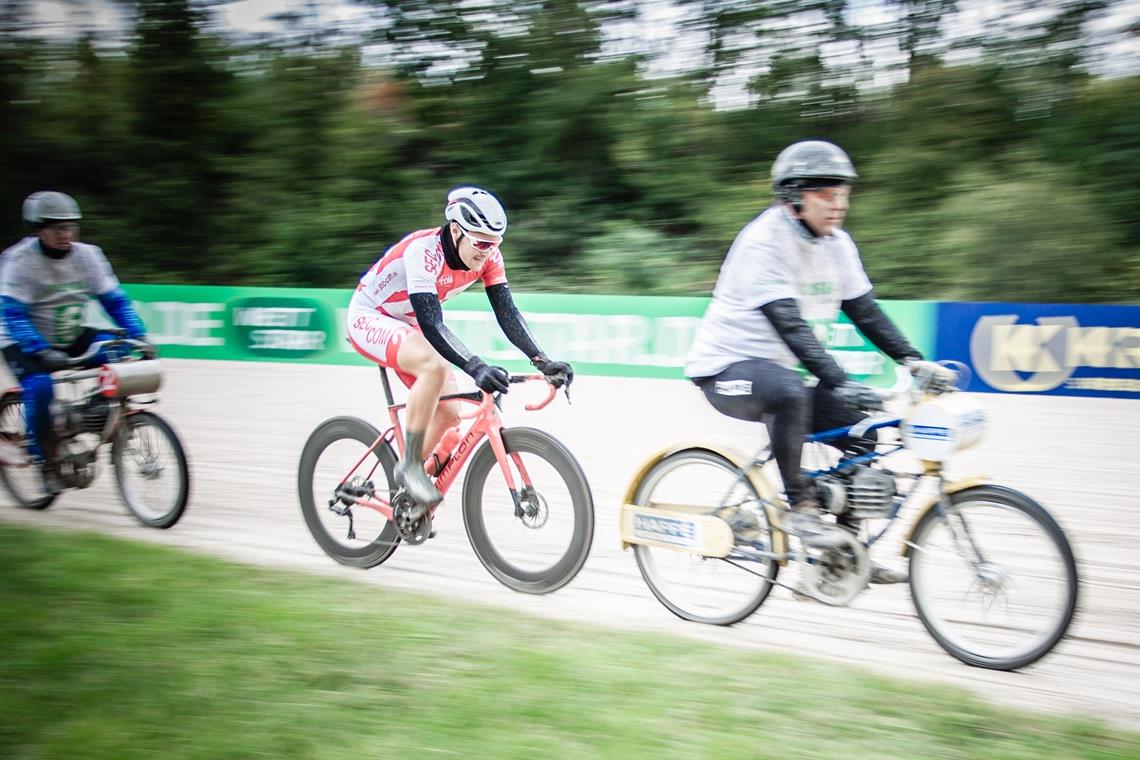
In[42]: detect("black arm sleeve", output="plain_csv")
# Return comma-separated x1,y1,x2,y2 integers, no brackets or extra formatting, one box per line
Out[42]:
408,292,476,369
759,298,848,388
840,291,923,363
485,283,543,360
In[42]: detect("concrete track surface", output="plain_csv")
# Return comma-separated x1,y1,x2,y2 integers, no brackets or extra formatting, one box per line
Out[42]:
2,360,1138,728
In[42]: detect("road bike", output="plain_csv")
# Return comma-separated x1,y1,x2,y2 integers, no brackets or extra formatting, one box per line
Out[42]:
620,365,1078,670
298,368,594,594
0,332,191,529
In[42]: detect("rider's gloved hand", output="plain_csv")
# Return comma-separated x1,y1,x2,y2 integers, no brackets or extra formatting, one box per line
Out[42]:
463,357,510,394
833,380,884,412
904,358,957,390
531,355,574,389
136,336,159,359
35,348,71,373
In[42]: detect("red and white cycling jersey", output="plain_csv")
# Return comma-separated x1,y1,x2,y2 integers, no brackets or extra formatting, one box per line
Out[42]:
351,227,507,324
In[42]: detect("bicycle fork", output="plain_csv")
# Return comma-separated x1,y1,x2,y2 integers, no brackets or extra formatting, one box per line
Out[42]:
486,430,541,523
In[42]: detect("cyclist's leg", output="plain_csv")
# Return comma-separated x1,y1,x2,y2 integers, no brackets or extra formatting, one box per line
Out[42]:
394,335,451,447
810,384,904,582
810,383,879,456
346,310,442,507
423,372,460,463
2,345,55,463
696,359,846,548
390,334,452,506
695,358,810,504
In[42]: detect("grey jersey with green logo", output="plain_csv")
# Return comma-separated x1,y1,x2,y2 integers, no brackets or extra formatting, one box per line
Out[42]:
685,205,872,379
0,237,120,349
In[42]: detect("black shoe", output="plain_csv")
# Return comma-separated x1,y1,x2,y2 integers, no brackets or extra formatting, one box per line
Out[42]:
40,460,63,494
869,563,908,584
783,498,847,549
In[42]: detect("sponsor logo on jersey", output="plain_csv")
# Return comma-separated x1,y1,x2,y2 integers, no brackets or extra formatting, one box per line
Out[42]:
374,270,398,292
45,280,86,294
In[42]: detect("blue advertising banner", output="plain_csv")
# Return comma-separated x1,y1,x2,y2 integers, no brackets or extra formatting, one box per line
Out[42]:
936,303,1140,398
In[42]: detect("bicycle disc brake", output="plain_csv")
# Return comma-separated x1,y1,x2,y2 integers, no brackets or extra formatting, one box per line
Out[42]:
392,494,432,546
517,486,549,529
797,531,870,606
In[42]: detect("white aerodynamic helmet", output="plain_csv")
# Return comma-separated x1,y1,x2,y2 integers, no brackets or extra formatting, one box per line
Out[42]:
444,186,507,238
23,191,82,227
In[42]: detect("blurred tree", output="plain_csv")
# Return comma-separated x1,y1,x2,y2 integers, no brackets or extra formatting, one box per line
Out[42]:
115,0,234,281
931,160,1123,302
0,0,1134,301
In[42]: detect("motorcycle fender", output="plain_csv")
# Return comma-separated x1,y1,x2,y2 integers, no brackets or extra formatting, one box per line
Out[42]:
900,476,993,557
620,442,788,563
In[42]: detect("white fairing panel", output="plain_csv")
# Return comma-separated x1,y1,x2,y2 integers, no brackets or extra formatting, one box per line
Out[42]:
900,394,987,460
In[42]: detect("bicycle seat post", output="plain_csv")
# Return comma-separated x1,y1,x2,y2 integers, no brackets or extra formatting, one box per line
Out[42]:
378,366,395,408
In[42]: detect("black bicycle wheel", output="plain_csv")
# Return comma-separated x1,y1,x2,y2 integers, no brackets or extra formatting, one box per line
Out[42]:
0,390,57,511
462,427,594,594
909,485,1079,670
631,448,778,626
112,410,191,529
298,416,400,569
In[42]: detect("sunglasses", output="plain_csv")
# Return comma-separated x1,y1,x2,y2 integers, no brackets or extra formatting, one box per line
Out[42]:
43,222,79,233
463,234,499,252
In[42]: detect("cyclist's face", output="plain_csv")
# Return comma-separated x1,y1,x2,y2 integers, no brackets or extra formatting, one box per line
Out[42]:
38,221,78,251
798,185,850,236
453,223,501,269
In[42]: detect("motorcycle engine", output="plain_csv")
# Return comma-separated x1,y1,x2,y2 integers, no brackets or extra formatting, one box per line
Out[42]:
816,465,895,519
82,395,113,434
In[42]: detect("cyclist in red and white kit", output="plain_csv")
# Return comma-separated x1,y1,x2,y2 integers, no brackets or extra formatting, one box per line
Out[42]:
348,186,573,510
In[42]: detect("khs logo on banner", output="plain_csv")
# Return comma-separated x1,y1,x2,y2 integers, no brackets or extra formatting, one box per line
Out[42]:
970,315,1140,392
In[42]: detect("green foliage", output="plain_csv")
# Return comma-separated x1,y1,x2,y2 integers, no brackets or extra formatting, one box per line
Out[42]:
568,219,715,294
931,160,1130,302
0,0,1136,303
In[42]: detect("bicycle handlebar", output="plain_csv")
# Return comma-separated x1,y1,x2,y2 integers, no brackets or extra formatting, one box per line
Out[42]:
508,373,560,411
852,361,967,414
63,335,155,368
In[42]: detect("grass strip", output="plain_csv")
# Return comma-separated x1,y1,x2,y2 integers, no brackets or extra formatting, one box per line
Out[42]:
1,523,1135,760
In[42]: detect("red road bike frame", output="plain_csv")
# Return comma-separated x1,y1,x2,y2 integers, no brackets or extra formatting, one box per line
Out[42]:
339,369,558,522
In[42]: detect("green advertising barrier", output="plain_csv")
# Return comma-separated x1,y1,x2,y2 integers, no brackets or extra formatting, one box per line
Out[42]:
98,284,936,385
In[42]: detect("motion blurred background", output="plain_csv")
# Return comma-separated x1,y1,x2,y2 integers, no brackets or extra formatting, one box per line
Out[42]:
2,0,1137,301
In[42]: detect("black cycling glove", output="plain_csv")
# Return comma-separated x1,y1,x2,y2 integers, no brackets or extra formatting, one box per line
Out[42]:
463,357,510,394
36,349,71,373
531,355,574,389
833,380,884,412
